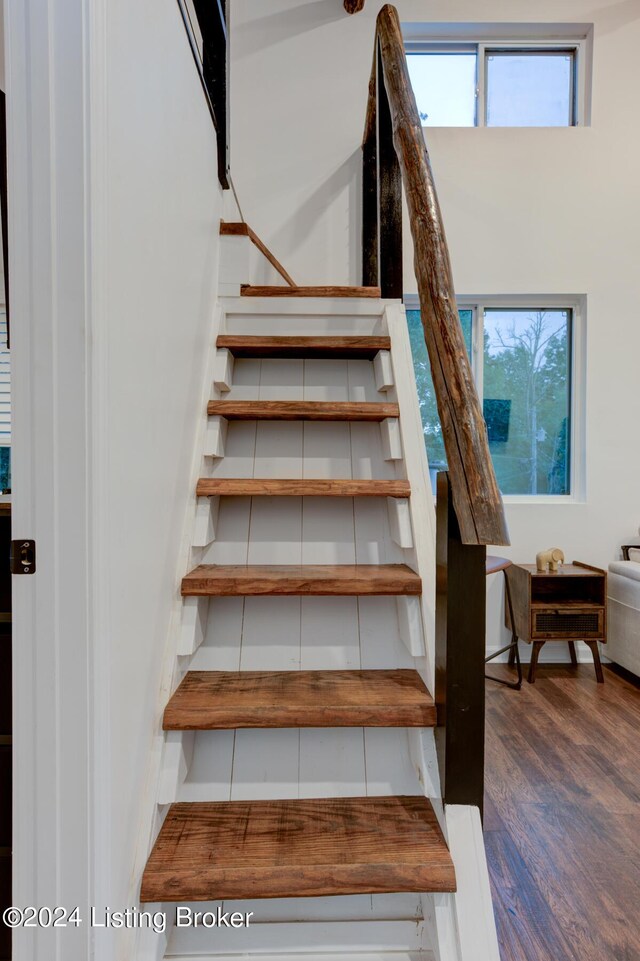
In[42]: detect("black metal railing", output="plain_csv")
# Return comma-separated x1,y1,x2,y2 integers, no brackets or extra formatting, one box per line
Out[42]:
177,0,229,188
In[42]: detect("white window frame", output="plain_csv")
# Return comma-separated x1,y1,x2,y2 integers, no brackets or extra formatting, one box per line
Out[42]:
405,295,586,503
405,36,590,127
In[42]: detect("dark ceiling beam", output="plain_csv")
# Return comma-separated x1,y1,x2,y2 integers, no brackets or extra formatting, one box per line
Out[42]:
344,0,366,13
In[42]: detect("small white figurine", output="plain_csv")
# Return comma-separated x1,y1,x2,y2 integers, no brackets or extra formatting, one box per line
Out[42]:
536,548,565,573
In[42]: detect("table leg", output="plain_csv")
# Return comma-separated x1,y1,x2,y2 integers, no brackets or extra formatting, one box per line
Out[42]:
528,641,544,684
585,640,604,683
568,641,578,666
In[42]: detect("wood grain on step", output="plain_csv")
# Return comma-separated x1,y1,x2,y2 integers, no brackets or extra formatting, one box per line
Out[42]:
216,334,391,359
195,478,410,498
181,564,422,597
139,795,455,902
163,669,436,729
207,400,399,421
240,284,381,298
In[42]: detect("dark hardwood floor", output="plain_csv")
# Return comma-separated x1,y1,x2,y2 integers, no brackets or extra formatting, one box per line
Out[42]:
485,662,640,961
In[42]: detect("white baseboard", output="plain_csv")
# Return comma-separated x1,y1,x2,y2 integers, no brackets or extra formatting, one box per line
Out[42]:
167,954,434,961
486,639,610,664
445,805,501,961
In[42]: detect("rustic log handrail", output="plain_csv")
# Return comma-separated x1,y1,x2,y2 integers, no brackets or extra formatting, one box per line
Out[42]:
363,4,509,548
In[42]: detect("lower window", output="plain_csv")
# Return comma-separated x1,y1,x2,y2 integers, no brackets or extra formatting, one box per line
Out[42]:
407,303,573,496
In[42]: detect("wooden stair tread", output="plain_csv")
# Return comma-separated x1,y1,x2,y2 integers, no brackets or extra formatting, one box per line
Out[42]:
181,564,421,597
195,478,410,498
216,335,391,359
207,400,399,421
163,669,436,730
139,795,455,902
240,284,381,298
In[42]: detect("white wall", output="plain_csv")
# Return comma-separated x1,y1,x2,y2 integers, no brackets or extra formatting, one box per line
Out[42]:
230,0,640,660
102,0,222,937
8,0,222,951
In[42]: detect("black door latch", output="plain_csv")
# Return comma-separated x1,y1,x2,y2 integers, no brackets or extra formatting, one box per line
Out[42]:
10,540,36,575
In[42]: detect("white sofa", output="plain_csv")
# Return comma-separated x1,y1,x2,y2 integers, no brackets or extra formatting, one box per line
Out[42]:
607,552,640,677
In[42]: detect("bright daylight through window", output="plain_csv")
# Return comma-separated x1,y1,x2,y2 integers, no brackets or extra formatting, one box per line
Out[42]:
406,44,578,127
408,307,573,496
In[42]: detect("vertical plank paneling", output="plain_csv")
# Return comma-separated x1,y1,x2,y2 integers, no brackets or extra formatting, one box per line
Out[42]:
230,729,300,801
358,596,413,669
209,420,256,478
258,359,304,400
302,497,356,564
303,422,352,478
239,597,302,672
178,730,236,802
300,597,361,669
247,501,303,565
224,357,260,400
299,728,366,798
189,596,244,671
254,422,303,478
303,358,349,400
205,496,252,565
347,358,379,402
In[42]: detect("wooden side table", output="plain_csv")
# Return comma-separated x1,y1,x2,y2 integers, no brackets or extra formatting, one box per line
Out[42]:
504,561,607,684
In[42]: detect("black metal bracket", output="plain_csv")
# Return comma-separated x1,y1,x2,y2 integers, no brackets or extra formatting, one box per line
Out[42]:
10,540,36,575
435,472,486,816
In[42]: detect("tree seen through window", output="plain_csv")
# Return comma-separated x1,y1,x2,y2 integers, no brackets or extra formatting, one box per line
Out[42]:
407,307,571,495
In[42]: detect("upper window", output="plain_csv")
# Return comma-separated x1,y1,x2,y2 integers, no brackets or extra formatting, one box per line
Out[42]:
406,41,581,127
407,303,578,498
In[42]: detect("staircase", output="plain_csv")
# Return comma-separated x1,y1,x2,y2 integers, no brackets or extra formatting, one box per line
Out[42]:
137,229,498,961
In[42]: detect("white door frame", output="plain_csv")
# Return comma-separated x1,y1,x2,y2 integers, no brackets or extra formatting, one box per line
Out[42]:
6,0,110,957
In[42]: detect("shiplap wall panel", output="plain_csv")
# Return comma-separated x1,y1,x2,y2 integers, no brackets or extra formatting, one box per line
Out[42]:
205,496,252,565
364,729,422,796
354,496,404,565
190,596,244,671
358,596,413,669
167,918,432,957
246,495,303,564
224,357,261,400
259,358,304,400
347,358,379,402
209,421,256,478
301,496,356,564
350,420,397,480
217,891,422,924
254,422,303,478
303,358,349,401
303,421,351,478
230,728,300,801
239,597,302,671
300,597,360,669
177,730,235,802
299,728,366,798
